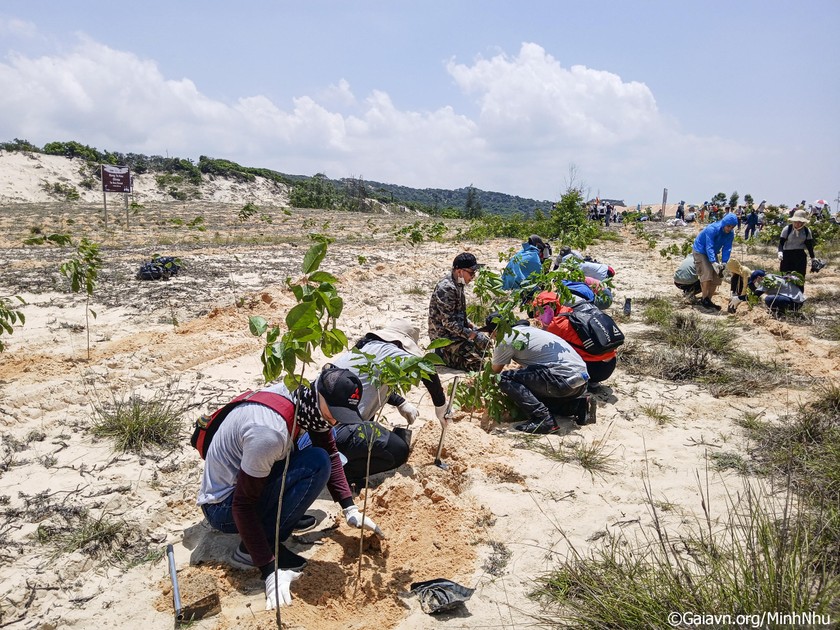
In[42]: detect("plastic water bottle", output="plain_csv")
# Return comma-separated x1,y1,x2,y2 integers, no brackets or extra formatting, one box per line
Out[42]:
623,298,632,316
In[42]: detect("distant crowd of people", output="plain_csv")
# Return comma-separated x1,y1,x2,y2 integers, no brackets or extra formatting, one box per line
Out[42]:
674,209,824,313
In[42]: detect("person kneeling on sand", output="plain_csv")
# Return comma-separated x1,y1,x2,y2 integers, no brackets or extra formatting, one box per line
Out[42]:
501,235,552,291
673,253,701,299
531,291,617,392
481,313,594,434
692,212,738,310
298,319,448,489
725,259,752,313
196,366,384,610
747,269,806,315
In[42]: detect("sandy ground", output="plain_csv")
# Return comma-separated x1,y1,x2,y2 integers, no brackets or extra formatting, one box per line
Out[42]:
1,153,839,629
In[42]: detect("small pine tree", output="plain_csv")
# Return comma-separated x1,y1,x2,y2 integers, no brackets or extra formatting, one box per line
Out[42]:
464,185,483,219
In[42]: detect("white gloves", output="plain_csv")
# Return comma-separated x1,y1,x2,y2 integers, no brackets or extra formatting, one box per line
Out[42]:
778,251,784,260
435,404,452,429
265,569,301,610
397,401,419,424
712,262,725,276
343,505,384,537
728,294,740,313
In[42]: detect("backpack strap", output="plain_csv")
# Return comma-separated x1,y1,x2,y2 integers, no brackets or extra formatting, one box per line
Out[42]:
192,390,297,458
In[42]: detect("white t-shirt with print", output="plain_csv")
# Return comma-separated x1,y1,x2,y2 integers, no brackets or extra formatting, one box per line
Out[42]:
197,385,292,506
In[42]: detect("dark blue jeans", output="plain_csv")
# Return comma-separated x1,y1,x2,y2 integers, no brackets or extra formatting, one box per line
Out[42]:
202,446,330,546
498,364,587,423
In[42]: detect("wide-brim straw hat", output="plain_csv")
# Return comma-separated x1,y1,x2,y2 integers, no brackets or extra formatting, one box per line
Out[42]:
726,259,752,278
369,319,423,356
790,210,810,224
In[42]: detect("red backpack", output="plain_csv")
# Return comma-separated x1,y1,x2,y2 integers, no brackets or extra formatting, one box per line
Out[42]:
190,390,297,459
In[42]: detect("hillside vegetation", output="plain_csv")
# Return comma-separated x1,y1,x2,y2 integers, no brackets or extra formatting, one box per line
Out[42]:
0,138,554,217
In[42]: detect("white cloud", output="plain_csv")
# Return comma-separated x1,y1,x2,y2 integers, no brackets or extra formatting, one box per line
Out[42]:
0,32,766,201
447,43,660,147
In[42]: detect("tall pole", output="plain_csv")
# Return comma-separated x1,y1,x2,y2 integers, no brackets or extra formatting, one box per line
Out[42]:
100,165,108,230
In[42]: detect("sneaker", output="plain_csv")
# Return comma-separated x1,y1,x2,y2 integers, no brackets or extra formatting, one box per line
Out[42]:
293,514,318,535
574,397,589,426
231,544,254,568
700,297,721,311
277,544,308,571
514,417,559,434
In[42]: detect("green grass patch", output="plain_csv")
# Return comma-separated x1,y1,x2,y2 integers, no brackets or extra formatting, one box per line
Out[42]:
641,297,674,327
533,476,840,627
91,387,188,453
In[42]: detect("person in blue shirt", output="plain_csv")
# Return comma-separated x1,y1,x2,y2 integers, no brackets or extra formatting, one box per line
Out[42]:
744,208,760,240
692,212,739,310
501,235,551,291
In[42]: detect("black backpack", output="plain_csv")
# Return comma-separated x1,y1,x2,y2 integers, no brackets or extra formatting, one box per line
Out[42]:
560,301,625,354
136,256,181,281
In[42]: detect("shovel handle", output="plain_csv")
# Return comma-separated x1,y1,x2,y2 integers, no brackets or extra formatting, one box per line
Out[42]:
435,376,460,463
167,544,184,622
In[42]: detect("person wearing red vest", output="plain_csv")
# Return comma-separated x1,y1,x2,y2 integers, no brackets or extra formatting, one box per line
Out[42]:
197,366,383,610
532,291,617,390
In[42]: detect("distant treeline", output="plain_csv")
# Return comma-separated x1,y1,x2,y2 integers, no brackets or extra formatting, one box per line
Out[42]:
0,138,555,217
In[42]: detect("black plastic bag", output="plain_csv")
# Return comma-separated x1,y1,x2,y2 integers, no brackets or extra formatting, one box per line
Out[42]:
409,578,474,614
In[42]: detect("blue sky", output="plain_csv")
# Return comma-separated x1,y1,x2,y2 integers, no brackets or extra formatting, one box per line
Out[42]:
1,1,838,208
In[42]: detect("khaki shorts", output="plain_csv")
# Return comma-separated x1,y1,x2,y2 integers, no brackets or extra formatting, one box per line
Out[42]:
693,251,721,286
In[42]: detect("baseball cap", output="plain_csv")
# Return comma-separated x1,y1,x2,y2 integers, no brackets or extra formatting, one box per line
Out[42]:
478,311,501,333
452,252,483,271
316,366,365,425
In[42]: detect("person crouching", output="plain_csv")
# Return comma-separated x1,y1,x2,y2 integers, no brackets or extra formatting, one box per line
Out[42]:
481,313,594,434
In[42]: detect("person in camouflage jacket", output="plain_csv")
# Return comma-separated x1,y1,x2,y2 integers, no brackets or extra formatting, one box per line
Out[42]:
428,252,492,372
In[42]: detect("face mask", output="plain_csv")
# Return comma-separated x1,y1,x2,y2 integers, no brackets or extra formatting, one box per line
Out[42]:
456,273,466,286
293,383,332,433
538,306,555,325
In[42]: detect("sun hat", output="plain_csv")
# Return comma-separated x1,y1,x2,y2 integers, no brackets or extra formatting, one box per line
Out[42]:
452,252,483,271
368,319,423,356
790,210,810,224
315,366,365,425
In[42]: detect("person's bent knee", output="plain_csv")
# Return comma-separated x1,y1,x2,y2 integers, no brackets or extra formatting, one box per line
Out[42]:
297,445,331,485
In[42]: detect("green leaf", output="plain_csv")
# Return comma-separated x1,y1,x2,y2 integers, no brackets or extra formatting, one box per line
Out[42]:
427,338,453,350
309,271,338,283
301,241,327,274
266,326,280,344
89,308,97,319
289,284,304,301
291,326,321,343
17,312,25,325
285,301,318,330
0,320,12,334
283,373,303,391
328,295,344,319
293,346,313,365
249,316,268,337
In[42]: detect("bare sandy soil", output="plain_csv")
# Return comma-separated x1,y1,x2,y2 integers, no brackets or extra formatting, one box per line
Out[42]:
1,175,839,629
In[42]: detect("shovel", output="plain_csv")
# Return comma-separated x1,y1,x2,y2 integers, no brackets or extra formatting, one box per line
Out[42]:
434,376,460,469
167,544,221,626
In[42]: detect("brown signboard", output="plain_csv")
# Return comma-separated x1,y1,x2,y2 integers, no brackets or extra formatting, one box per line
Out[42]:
101,165,132,193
